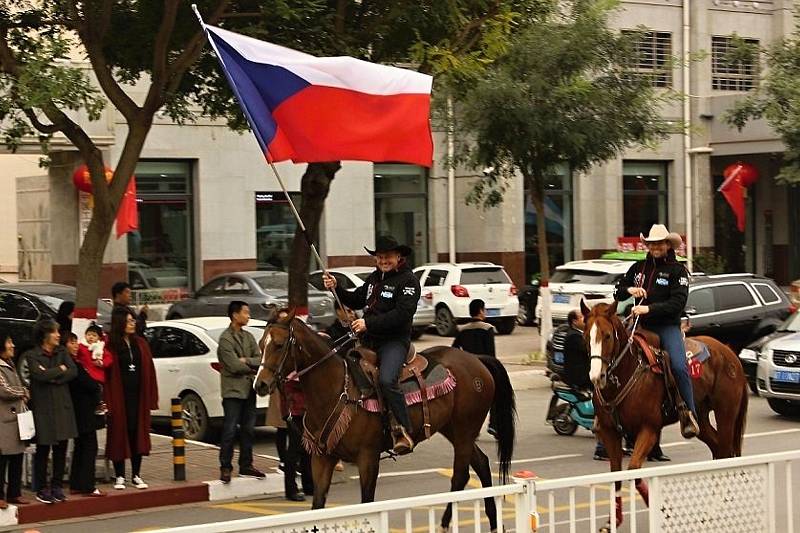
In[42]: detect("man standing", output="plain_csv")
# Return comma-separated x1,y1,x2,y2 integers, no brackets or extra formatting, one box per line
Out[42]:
562,310,591,390
217,301,265,483
111,282,148,336
452,299,496,357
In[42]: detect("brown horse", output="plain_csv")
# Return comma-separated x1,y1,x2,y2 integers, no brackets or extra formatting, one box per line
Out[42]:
255,309,516,532
582,301,748,529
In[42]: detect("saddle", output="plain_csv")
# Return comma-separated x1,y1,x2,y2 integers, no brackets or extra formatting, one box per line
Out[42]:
354,344,428,383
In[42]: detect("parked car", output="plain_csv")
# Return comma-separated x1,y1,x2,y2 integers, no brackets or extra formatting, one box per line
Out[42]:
753,311,800,417
534,260,632,328
791,279,800,308
0,283,112,357
740,310,800,395
166,271,336,330
128,261,188,290
309,267,435,339
516,282,539,326
412,263,518,336
683,274,792,353
145,317,269,441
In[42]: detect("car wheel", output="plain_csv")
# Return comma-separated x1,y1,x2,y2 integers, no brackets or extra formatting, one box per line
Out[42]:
435,307,457,337
496,317,516,335
767,398,800,418
552,404,578,436
517,303,532,326
410,327,426,340
180,392,210,441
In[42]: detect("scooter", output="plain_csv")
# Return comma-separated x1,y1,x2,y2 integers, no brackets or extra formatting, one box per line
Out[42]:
545,377,595,436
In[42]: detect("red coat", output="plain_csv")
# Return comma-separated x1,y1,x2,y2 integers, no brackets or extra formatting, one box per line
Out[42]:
77,343,113,384
280,373,306,418
105,336,158,461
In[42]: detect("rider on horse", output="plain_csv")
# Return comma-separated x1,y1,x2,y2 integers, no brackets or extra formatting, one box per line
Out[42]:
614,224,700,439
322,235,421,455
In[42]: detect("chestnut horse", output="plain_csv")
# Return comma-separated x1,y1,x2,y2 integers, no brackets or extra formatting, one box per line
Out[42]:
583,301,748,530
255,309,516,532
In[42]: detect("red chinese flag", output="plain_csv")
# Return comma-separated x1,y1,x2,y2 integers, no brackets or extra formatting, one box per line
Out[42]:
116,177,138,238
718,168,745,232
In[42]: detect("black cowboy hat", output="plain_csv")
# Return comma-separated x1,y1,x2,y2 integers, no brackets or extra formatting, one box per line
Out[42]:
364,235,412,257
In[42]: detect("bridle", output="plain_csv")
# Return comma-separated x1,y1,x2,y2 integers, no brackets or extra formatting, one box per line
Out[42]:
592,306,646,412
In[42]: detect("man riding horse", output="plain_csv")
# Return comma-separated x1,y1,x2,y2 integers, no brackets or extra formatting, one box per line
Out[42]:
612,224,700,439
322,235,420,455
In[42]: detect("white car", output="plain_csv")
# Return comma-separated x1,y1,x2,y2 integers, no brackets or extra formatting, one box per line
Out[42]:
309,267,435,339
756,311,800,417
145,317,269,442
534,260,632,327
412,263,519,336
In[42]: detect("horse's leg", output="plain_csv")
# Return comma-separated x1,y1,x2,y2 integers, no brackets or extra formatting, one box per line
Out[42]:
469,444,499,532
696,403,721,458
629,427,658,507
709,399,740,459
310,454,338,509
596,422,624,530
439,429,475,532
357,451,380,503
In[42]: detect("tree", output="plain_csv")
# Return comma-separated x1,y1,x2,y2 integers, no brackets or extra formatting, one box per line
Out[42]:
726,33,800,184
456,0,674,347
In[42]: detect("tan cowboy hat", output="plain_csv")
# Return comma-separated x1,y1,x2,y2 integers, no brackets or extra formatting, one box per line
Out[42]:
640,224,682,249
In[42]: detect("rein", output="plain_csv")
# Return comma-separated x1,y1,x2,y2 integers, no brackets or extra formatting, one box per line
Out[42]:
593,302,646,411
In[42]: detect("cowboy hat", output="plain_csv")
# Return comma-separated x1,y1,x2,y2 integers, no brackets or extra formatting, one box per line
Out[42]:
365,235,412,257
640,224,682,249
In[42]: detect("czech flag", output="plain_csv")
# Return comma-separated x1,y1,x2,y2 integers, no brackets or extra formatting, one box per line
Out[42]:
204,25,434,167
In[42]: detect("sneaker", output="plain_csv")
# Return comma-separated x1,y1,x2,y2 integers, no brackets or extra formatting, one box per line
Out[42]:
51,487,67,502
593,452,610,461
113,476,126,490
87,488,105,497
35,490,55,504
131,476,148,489
239,466,266,479
220,467,232,484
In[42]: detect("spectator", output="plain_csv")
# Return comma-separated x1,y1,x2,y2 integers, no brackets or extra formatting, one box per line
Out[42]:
65,333,105,496
452,299,498,437
27,319,77,504
562,310,591,390
217,301,265,483
111,282,148,336
258,324,289,477
0,329,29,507
106,308,158,490
281,373,313,501
77,324,112,415
55,301,75,345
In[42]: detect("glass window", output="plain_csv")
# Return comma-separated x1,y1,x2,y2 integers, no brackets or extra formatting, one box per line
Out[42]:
413,269,425,281
0,293,38,320
196,277,226,297
460,268,511,285
223,277,250,294
374,164,428,267
255,192,302,272
424,269,448,287
713,284,756,311
147,326,208,358
355,272,371,282
711,36,759,91
752,283,781,305
252,272,289,292
622,30,673,88
129,161,192,293
623,161,668,237
525,164,573,284
550,270,621,285
688,287,715,315
308,273,324,291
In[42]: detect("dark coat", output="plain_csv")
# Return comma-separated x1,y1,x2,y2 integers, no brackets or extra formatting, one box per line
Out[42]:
27,345,78,445
335,264,420,346
614,254,689,327
0,358,28,455
69,361,102,434
563,327,591,390
105,335,158,461
452,320,496,357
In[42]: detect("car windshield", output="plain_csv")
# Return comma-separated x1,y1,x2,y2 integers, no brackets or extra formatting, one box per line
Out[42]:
356,272,371,282
459,268,511,285
778,312,800,333
550,269,621,285
252,273,289,291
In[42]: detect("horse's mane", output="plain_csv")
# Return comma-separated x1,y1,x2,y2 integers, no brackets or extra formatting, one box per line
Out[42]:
290,316,337,355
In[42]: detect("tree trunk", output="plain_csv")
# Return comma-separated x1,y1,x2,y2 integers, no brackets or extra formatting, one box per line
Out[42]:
529,173,552,355
287,162,341,311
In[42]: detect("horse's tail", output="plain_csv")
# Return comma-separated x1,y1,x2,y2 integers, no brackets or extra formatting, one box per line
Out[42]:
733,379,749,456
477,355,516,483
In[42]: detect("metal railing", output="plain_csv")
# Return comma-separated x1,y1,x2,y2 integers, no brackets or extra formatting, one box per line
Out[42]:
150,449,799,533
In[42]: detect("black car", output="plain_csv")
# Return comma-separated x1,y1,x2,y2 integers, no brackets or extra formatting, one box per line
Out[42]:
682,273,793,361
517,283,540,327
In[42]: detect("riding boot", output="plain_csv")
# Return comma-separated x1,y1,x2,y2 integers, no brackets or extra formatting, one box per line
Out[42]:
388,414,414,455
678,406,699,439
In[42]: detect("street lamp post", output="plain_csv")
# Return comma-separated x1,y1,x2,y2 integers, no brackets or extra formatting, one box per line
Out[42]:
686,146,713,271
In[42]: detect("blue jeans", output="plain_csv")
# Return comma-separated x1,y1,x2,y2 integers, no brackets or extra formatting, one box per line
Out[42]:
378,340,412,432
649,324,697,416
219,391,257,470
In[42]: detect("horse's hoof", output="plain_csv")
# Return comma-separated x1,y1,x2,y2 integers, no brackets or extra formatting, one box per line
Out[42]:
599,525,611,533
438,527,450,533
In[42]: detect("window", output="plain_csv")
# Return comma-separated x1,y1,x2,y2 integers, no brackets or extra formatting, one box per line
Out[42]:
550,270,622,285
623,30,672,88
0,293,38,320
688,287,715,315
255,192,302,272
196,277,226,297
252,272,289,292
374,164,428,267
713,284,756,311
460,268,511,285
308,273,324,291
623,161,668,237
129,161,193,292
525,166,573,283
223,277,250,294
712,36,759,91
752,283,781,305
146,327,209,358
424,270,448,287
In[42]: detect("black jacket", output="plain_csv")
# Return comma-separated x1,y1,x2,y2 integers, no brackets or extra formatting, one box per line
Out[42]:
563,327,591,390
614,254,689,327
335,264,420,346
452,320,496,357
69,362,102,434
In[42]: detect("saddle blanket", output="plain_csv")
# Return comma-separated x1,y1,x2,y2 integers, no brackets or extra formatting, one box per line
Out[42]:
685,338,710,363
361,364,457,413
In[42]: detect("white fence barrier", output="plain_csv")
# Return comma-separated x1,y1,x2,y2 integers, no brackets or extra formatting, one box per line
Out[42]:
151,450,799,533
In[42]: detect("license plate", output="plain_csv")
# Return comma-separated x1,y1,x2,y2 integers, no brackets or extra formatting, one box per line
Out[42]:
774,371,800,383
486,308,500,317
553,294,571,304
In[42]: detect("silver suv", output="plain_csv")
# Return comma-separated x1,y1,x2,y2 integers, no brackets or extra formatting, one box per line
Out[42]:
755,311,800,417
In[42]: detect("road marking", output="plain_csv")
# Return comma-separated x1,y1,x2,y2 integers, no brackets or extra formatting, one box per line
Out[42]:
504,453,582,465
349,467,444,480
660,427,800,449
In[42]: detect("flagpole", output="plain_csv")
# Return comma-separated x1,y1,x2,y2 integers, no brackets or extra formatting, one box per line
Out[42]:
191,5,347,318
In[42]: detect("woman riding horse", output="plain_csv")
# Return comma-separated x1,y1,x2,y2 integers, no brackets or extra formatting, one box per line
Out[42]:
323,235,419,454
611,224,700,438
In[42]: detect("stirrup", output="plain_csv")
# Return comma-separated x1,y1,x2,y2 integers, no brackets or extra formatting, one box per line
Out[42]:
679,408,699,439
391,426,415,455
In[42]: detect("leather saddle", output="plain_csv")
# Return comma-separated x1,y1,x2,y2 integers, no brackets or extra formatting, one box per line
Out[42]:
353,344,428,384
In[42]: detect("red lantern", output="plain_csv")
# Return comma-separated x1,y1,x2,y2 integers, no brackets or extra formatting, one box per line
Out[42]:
72,164,113,193
723,162,759,188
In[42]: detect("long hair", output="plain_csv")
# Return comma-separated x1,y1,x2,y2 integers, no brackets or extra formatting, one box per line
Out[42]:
55,301,75,339
109,307,135,355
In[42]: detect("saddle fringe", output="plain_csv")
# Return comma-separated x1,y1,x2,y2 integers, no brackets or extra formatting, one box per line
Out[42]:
302,405,353,456
361,371,457,413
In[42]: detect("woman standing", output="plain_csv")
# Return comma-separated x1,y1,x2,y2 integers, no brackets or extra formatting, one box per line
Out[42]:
65,333,105,496
0,330,29,507
55,302,75,345
106,308,158,490
27,320,77,504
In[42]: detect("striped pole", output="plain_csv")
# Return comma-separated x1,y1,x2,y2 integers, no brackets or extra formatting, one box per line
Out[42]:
171,398,186,481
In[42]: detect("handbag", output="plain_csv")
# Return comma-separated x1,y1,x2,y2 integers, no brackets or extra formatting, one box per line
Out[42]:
17,406,35,441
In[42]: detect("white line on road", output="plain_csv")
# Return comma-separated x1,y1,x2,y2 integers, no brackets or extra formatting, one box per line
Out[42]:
349,468,444,480
503,453,583,465
660,427,800,448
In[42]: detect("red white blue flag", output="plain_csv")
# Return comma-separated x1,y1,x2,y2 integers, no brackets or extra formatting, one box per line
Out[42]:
204,25,434,167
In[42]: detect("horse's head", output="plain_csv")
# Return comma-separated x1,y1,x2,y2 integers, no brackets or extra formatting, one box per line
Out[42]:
254,307,296,396
581,299,623,389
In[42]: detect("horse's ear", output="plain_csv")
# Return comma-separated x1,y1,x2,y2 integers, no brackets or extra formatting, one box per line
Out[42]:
580,299,591,318
277,307,295,323
606,300,619,317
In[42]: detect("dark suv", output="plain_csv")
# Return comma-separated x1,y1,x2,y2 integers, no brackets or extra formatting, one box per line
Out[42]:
0,288,59,357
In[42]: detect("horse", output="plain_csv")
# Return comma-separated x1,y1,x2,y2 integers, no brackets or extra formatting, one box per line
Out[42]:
582,300,748,530
255,308,516,532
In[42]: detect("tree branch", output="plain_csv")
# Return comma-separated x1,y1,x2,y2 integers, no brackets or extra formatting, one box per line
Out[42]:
22,108,61,134
141,0,180,114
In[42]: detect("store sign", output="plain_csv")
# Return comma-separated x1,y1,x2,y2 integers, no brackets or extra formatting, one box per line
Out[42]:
617,236,687,256
255,192,291,204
